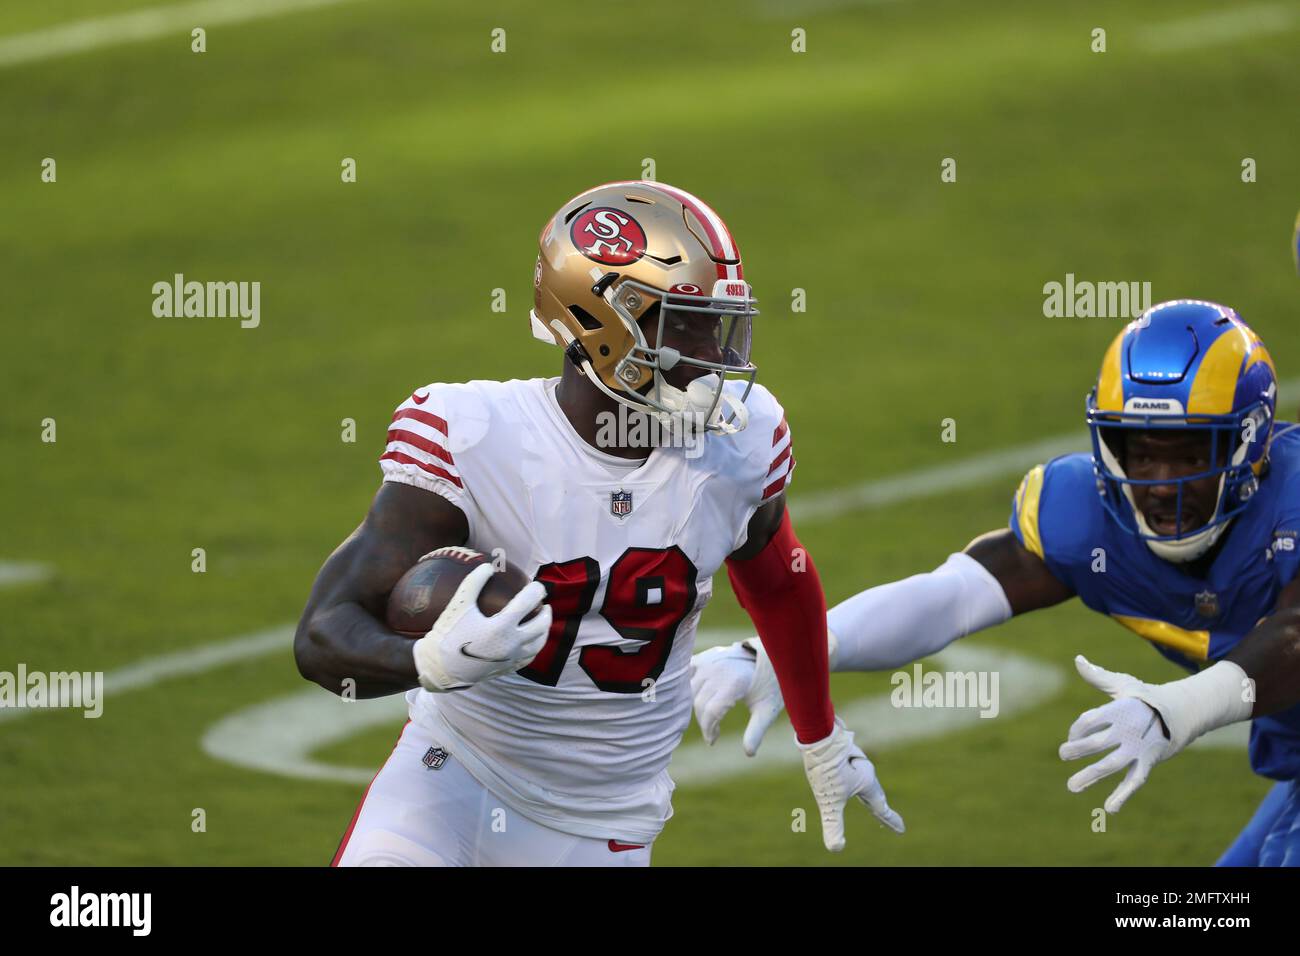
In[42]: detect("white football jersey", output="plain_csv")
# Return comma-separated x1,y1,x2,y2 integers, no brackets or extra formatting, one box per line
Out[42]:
379,376,794,843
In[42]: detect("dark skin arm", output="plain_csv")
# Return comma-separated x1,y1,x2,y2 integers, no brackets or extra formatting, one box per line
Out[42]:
728,494,786,561
1225,575,1300,717
962,527,1075,614
294,482,469,698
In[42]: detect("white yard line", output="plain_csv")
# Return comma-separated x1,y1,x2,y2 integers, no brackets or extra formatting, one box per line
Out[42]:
210,642,1255,787
201,641,1067,786
0,624,292,723
0,562,54,588
1139,2,1300,53
0,626,745,727
0,0,367,69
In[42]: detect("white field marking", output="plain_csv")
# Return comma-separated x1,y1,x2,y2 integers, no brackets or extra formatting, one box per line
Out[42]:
201,629,753,785
668,641,1065,786
202,688,405,785
0,624,292,724
1191,721,1251,750
793,377,1300,524
0,623,734,728
0,562,54,588
201,636,1066,785
1140,2,1300,54
0,0,368,69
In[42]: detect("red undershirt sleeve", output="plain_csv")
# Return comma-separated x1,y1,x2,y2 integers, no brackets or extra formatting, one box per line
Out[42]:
725,508,834,743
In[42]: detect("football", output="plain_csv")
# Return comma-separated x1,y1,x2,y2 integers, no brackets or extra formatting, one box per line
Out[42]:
385,546,538,638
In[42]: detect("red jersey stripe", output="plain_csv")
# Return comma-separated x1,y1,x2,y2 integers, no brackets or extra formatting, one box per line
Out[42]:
772,417,789,447
380,451,464,488
387,428,455,465
392,408,449,436
768,444,792,476
761,473,789,500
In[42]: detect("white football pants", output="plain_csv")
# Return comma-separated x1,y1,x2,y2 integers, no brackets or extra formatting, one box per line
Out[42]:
331,721,653,867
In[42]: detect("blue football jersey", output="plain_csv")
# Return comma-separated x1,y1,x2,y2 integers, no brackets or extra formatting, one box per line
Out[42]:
1009,423,1300,780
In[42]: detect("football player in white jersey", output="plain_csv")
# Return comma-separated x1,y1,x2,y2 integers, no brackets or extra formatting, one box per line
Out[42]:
295,181,903,866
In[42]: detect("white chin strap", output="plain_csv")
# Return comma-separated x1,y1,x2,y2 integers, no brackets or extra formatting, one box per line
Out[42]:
1096,433,1231,563
653,372,750,436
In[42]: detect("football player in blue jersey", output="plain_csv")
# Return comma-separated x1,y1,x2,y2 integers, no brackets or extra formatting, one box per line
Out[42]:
691,299,1300,866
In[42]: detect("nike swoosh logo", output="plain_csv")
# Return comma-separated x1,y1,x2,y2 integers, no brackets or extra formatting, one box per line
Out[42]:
607,840,645,853
412,390,430,405
459,643,511,663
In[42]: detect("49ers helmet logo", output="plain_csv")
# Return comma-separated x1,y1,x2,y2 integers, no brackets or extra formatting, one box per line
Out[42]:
570,207,647,266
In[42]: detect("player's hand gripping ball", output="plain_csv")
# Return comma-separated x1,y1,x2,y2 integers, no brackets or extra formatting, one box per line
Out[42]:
388,547,551,693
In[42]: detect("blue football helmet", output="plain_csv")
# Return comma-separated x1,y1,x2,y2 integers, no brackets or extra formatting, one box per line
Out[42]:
1085,300,1278,562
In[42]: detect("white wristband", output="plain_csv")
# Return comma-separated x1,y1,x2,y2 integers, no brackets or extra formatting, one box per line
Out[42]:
1130,660,1254,752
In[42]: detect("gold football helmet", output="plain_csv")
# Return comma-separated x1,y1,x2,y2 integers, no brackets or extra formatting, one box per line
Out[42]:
530,181,758,433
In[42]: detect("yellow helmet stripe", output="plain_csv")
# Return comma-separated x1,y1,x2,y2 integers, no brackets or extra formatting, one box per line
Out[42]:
1186,326,1243,415
1243,333,1276,377
1095,330,1125,411
1187,325,1270,415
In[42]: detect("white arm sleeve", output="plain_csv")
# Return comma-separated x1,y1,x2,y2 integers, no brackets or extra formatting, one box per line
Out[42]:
827,552,1013,672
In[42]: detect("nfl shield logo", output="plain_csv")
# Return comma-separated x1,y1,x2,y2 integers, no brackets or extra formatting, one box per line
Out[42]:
400,583,434,617
422,746,448,770
610,489,633,518
1194,590,1220,619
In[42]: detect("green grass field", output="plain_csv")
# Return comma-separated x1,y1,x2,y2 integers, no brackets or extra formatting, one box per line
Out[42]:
2,0,1298,865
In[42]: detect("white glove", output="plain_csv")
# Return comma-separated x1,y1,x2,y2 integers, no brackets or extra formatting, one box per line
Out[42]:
1059,690,1171,814
690,640,784,754
799,717,904,851
690,632,838,755
1059,653,1253,814
413,564,552,693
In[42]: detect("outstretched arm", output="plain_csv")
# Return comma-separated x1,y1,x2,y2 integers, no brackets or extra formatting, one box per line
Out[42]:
1060,575,1300,814
828,528,1073,672
692,526,1075,754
